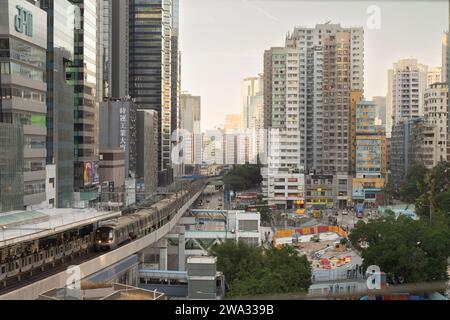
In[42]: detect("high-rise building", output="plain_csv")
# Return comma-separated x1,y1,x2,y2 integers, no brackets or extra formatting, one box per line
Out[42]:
68,0,101,207
427,66,442,87
179,92,201,168
0,123,24,212
0,0,48,209
41,0,76,208
102,0,112,98
387,59,428,130
422,82,448,167
129,0,173,173
263,24,364,209
352,100,386,205
241,75,263,130
136,109,158,202
390,119,414,190
442,32,448,82
350,91,364,176
373,96,387,127
99,98,137,178
171,0,180,135
224,114,242,131
241,74,265,164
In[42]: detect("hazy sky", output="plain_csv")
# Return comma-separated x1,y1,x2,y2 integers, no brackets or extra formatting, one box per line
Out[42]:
179,0,448,129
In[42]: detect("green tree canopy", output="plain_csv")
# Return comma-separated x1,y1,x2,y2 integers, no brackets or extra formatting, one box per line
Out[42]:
210,241,311,297
399,162,428,203
349,216,450,285
223,164,262,191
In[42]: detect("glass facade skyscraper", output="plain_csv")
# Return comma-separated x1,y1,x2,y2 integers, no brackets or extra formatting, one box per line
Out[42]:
129,0,172,172
0,0,48,209
41,0,76,208
68,0,100,205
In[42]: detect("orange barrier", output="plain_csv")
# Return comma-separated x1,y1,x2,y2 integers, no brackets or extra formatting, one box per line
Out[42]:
272,225,348,248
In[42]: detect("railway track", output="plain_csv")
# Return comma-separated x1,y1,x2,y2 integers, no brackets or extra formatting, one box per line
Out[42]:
0,249,102,295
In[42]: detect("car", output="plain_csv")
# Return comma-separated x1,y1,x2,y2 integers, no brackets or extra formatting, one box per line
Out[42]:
341,210,348,215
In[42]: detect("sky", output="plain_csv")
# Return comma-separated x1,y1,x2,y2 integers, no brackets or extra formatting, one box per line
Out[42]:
179,0,449,129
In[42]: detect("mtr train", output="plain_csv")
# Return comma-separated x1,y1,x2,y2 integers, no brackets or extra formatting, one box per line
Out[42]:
0,179,207,287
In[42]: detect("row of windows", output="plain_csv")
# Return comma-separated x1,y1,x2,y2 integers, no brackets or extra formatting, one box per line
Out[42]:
24,160,46,172
24,136,46,149
1,61,45,82
0,86,46,103
24,182,46,195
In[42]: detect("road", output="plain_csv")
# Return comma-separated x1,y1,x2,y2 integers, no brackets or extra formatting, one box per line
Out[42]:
193,185,224,210
322,208,377,232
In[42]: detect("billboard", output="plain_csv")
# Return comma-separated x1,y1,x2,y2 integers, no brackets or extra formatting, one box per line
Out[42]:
83,161,92,186
92,160,100,185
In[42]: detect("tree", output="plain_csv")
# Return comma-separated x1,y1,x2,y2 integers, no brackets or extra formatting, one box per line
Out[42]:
414,161,450,218
258,206,273,225
399,162,428,203
210,241,311,297
223,164,262,191
349,216,450,284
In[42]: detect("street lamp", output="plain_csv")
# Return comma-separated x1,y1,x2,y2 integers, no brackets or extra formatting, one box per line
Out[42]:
1,226,6,241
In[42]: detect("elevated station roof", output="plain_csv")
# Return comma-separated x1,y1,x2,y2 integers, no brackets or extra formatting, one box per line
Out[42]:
0,208,121,247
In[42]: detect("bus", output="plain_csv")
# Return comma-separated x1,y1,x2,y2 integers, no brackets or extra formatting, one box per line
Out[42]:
355,204,364,218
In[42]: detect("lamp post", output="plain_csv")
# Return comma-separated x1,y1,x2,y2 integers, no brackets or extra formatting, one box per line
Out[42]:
1,226,6,241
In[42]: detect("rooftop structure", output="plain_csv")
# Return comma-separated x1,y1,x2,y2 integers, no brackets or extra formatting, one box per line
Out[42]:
0,208,120,246
38,283,165,300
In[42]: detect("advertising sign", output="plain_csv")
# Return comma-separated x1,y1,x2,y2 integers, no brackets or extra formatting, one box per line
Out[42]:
83,161,92,186
92,160,100,185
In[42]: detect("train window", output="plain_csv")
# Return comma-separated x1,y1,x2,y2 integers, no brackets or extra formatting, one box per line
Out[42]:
1,266,5,274
15,262,19,269
40,253,43,260
22,258,25,266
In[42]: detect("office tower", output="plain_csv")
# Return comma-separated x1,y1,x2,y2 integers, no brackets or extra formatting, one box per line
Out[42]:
136,110,159,202
129,0,173,174
179,92,201,167
241,74,264,163
0,123,24,212
263,24,364,209
99,98,137,179
67,0,101,207
102,0,112,97
387,59,428,128
373,96,387,127
109,0,129,98
242,75,263,129
180,93,200,133
0,0,48,209
427,66,442,87
224,114,243,131
442,32,448,82
171,0,180,135
40,0,76,208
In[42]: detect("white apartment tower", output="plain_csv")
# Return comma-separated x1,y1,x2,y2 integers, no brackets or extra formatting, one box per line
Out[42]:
387,59,428,130
423,82,448,167
427,67,442,88
262,23,364,209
